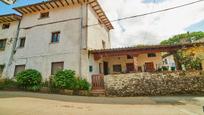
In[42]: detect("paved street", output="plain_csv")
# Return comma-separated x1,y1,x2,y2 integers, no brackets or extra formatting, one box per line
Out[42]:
0,91,203,115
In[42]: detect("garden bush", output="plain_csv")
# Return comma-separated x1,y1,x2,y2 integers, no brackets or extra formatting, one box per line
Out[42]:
75,78,90,90
52,70,90,91
52,69,76,89
16,69,42,91
0,79,18,90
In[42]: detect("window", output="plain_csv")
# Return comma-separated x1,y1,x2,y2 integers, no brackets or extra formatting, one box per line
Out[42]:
102,40,106,49
40,12,49,19
51,31,60,43
89,65,93,72
0,39,6,50
19,37,26,48
51,62,64,75
127,55,133,59
14,65,25,76
113,64,122,72
2,23,10,29
163,59,168,64
147,53,156,57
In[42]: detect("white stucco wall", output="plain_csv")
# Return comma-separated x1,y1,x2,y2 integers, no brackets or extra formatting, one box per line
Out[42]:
87,5,110,50
0,21,19,77
8,5,85,79
162,55,176,70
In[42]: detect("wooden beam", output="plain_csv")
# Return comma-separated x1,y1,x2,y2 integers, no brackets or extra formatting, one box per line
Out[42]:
1,17,10,22
43,3,50,9
89,0,95,4
58,0,65,7
39,4,45,10
71,0,75,4
77,0,81,4
15,9,24,14
0,18,5,22
64,0,69,5
53,0,59,7
28,6,36,12
48,2,55,8
33,6,41,11
24,7,32,13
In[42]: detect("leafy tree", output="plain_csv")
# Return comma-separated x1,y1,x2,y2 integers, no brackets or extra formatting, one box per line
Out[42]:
176,50,202,70
160,31,204,45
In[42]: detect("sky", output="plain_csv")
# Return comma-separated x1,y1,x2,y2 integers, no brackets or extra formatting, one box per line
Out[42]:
0,0,204,48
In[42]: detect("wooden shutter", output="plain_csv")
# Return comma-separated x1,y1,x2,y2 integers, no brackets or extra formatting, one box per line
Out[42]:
14,65,25,76
51,62,64,75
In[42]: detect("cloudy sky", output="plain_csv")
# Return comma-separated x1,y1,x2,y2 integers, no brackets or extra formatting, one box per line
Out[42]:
1,0,204,47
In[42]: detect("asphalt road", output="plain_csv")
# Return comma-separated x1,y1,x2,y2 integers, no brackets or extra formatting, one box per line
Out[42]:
0,91,203,115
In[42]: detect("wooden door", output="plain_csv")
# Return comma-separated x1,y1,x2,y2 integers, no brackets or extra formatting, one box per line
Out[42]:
103,61,108,75
145,62,155,72
92,74,104,90
126,63,135,73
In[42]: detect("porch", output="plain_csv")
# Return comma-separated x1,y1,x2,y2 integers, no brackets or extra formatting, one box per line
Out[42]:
90,43,204,76
98,53,163,75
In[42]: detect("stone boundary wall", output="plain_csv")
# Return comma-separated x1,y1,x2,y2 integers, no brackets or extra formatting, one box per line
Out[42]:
105,71,204,96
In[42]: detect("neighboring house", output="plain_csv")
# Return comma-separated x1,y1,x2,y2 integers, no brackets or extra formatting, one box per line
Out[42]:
0,14,21,77
162,54,176,71
5,0,113,81
89,44,203,76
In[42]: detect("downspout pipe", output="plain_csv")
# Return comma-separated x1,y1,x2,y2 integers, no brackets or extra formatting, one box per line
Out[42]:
79,3,88,78
79,4,83,78
5,19,21,78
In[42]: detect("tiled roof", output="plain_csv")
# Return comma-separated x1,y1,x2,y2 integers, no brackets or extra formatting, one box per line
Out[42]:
0,14,21,23
13,0,113,30
90,42,204,53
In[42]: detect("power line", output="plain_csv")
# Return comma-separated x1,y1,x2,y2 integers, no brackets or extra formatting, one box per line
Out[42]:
88,0,204,27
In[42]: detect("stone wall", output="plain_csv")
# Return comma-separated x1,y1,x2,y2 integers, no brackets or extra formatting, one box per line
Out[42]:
105,71,204,96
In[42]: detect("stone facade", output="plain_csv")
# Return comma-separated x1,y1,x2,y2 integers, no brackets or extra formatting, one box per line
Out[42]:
105,72,204,96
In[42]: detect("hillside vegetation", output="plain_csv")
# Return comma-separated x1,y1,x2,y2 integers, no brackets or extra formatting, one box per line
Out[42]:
160,31,204,45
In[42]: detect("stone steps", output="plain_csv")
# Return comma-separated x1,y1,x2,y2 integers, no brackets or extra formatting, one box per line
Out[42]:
90,89,106,96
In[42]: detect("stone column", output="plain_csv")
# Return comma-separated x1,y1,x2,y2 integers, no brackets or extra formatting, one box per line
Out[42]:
133,56,138,72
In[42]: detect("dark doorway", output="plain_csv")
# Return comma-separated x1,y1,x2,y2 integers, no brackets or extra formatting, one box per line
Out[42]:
103,61,109,75
126,63,135,73
145,62,155,72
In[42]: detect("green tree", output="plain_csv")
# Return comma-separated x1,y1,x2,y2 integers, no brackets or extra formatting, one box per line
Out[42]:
160,31,204,45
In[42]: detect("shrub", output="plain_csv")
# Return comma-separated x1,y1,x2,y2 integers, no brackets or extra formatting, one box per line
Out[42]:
52,69,76,90
0,79,18,90
75,78,90,90
16,69,42,91
162,66,169,71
